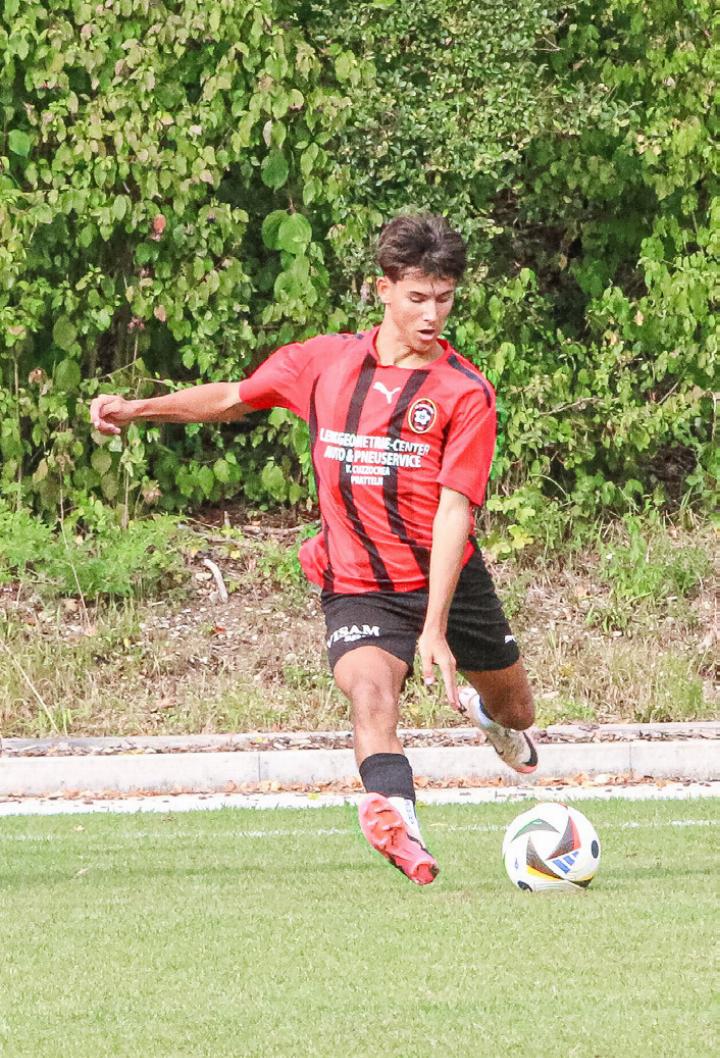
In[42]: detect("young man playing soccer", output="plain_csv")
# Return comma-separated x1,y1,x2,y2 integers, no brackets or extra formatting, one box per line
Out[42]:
90,213,537,886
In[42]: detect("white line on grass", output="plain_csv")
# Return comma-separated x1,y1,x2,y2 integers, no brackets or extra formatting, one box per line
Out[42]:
0,819,717,844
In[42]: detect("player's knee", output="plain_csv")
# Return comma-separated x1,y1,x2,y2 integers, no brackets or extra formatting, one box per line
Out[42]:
513,691,535,731
487,686,534,730
348,677,398,731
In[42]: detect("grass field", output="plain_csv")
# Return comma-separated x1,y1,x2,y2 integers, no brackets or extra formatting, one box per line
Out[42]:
1,798,718,1058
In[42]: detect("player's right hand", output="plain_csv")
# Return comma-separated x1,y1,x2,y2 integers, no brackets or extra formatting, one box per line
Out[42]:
90,394,134,435
418,627,460,711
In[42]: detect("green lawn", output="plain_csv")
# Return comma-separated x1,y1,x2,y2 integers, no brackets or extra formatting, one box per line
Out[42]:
1,798,718,1058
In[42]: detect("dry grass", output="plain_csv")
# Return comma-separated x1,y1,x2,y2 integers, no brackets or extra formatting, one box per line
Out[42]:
1,519,717,737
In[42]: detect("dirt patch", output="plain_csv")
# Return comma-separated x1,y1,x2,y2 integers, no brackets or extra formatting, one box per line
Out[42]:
1,512,717,736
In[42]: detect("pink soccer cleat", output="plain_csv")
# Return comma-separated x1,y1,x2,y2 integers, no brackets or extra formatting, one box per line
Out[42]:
358,793,439,885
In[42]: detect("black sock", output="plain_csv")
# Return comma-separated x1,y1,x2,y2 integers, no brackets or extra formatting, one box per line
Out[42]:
359,752,415,803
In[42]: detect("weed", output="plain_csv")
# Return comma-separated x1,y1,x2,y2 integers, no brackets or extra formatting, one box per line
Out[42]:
282,663,334,694
255,530,317,602
495,569,532,621
0,504,191,602
631,654,709,723
525,632,717,725
584,516,713,633
534,695,597,727
598,516,711,602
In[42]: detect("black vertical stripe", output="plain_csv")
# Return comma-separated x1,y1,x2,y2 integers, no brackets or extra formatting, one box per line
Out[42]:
447,353,492,407
308,379,334,592
382,371,432,575
338,353,395,590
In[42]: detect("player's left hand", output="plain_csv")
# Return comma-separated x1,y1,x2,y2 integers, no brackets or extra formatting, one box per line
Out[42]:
418,628,460,710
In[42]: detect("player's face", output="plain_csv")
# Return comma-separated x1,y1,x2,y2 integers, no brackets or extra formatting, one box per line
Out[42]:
377,270,456,351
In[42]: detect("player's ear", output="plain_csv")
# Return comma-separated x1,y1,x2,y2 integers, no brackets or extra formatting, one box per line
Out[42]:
376,275,392,305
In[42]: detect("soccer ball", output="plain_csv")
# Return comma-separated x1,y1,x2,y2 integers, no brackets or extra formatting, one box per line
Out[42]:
502,802,601,892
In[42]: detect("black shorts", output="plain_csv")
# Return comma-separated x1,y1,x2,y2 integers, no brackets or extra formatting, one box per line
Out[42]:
321,549,520,674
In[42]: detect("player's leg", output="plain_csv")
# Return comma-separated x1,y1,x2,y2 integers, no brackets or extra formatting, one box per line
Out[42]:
333,644,407,765
447,550,538,774
458,660,538,774
462,658,534,730
333,645,438,885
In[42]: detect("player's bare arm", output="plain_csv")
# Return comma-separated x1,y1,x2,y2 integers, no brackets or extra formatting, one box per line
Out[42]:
90,383,254,436
417,485,472,708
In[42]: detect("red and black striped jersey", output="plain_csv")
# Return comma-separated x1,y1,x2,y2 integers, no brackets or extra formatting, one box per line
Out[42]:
238,326,496,594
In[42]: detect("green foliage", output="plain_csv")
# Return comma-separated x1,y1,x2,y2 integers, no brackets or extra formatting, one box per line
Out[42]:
255,524,318,597
598,517,711,604
0,0,716,536
306,0,718,541
534,696,597,728
0,0,360,515
586,514,712,632
631,653,707,723
0,501,189,598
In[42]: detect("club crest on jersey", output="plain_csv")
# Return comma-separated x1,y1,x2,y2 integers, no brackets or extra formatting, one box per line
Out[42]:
407,398,437,434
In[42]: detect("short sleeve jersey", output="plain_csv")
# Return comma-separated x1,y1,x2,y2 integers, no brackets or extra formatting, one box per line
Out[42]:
238,326,496,594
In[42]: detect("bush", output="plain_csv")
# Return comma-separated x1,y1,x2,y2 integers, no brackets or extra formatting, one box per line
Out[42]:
0,0,716,540
1,0,360,513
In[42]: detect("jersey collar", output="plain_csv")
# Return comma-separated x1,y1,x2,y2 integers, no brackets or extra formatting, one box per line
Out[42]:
366,325,454,370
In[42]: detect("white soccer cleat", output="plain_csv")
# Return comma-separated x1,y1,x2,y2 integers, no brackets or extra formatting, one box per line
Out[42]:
458,686,538,775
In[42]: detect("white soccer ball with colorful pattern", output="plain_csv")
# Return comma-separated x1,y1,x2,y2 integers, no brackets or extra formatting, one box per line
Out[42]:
502,803,601,892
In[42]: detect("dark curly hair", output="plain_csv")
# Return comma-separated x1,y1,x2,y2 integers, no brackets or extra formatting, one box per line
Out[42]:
376,213,467,282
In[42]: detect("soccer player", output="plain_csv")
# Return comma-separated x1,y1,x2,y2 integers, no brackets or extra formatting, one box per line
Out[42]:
90,213,537,885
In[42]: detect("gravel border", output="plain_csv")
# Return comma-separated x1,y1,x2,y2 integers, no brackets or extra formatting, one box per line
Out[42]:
2,720,718,758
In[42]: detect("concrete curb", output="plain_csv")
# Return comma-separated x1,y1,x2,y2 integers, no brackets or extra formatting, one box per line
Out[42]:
1,736,718,797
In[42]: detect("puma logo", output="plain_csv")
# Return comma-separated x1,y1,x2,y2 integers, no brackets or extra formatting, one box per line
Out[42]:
373,381,401,404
